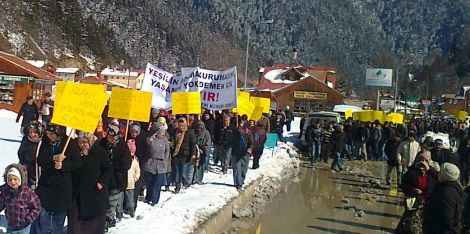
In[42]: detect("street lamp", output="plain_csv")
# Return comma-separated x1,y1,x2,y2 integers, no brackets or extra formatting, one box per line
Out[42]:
244,19,274,91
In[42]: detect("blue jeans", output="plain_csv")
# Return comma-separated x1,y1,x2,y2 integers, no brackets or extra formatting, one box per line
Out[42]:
232,155,250,188
217,146,232,174
162,172,173,186
173,161,185,184
7,224,31,234
331,151,343,170
309,141,321,164
145,172,165,204
117,189,135,215
31,208,67,234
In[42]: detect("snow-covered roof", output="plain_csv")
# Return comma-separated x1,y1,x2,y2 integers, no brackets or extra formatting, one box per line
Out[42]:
259,67,265,73
26,60,45,68
56,68,79,74
264,68,310,84
107,79,129,88
333,105,362,113
101,68,139,77
84,73,97,77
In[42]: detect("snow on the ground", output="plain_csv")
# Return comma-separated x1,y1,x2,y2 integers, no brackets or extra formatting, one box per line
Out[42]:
111,118,302,234
0,109,301,234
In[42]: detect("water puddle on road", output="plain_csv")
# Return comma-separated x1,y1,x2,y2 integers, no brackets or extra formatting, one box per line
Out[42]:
227,161,404,234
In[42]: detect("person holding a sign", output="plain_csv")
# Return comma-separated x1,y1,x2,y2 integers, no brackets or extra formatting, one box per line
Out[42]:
170,118,197,193
32,124,81,234
231,122,253,190
98,124,131,230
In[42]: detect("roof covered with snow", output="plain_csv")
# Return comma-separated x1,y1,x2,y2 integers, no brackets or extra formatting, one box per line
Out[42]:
101,67,139,77
56,67,80,74
0,52,59,81
26,60,45,68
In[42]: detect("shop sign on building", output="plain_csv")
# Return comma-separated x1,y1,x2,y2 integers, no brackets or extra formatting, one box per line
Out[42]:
293,91,327,100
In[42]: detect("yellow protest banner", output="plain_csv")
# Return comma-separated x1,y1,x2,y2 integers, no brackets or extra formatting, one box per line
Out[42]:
250,106,264,121
358,110,374,122
108,87,153,122
237,97,255,119
231,91,251,113
172,92,202,114
250,96,271,113
455,111,468,121
387,113,404,124
352,111,361,121
51,82,108,133
373,111,384,124
345,109,353,119
239,91,250,101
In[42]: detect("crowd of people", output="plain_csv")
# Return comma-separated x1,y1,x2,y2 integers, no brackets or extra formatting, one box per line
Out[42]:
1,94,301,234
301,116,470,233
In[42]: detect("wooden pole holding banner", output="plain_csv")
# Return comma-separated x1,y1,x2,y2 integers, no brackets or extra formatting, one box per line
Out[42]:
124,119,130,141
60,128,75,155
377,89,381,111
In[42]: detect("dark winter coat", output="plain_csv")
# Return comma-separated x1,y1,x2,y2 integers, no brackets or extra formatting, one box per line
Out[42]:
98,138,132,192
431,148,454,165
231,129,253,157
72,142,111,218
131,131,150,168
171,130,197,164
459,144,470,173
203,118,216,141
0,164,41,228
17,136,40,186
462,187,470,233
401,167,438,199
215,125,235,148
194,121,212,163
332,130,346,153
355,126,369,142
16,102,39,127
424,181,466,234
250,125,267,153
36,138,81,212
385,138,400,166
284,109,294,122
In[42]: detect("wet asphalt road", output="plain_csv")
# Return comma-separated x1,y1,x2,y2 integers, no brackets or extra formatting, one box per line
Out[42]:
229,159,404,234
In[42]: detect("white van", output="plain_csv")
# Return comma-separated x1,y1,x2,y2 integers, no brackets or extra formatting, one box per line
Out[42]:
301,111,341,144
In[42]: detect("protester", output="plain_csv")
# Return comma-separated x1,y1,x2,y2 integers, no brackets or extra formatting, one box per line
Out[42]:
284,106,294,132
170,118,196,193
385,134,402,185
250,121,267,169
344,119,355,160
397,133,421,173
459,136,470,186
99,124,131,230
424,163,465,234
127,122,149,211
16,96,39,132
368,122,382,160
306,120,323,166
231,122,253,190
68,132,111,234
259,114,271,133
117,139,140,218
39,92,54,126
321,122,335,163
17,120,43,187
192,121,211,184
0,164,41,234
273,113,286,143
32,124,81,234
431,139,455,165
298,114,306,139
214,115,234,174
354,122,369,161
397,152,438,234
145,126,170,204
331,124,345,172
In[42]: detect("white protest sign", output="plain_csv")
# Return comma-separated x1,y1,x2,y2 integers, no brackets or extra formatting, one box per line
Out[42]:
140,63,173,109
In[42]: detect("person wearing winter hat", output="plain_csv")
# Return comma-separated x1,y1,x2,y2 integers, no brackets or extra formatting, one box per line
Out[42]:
0,164,41,233
145,125,170,204
67,131,111,234
424,162,465,234
116,139,140,218
98,123,131,230
431,139,454,165
18,120,44,187
32,123,81,234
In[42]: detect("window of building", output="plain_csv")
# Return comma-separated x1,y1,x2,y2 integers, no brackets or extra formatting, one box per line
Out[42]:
0,81,14,105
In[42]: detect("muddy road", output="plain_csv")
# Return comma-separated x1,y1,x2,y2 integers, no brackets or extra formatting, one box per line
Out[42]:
228,160,404,234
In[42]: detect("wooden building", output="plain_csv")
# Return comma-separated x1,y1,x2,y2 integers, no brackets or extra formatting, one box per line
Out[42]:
251,64,343,113
0,52,59,112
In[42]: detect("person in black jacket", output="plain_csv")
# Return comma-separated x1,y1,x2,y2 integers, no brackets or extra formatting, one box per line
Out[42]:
431,139,455,165
385,134,402,185
231,122,253,190
354,122,369,161
127,122,149,210
424,163,466,234
99,124,131,229
331,125,345,172
31,124,81,234
459,136,470,186
68,132,111,234
202,112,215,170
17,120,43,187
298,114,306,139
213,115,235,174
16,96,39,132
170,118,197,193
284,106,294,132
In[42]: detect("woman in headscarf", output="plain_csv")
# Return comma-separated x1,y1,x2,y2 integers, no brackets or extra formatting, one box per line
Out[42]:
145,126,170,205
68,131,112,234
17,120,44,188
190,121,212,185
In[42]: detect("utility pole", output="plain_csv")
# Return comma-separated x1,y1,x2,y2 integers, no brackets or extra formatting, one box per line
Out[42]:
393,67,399,112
